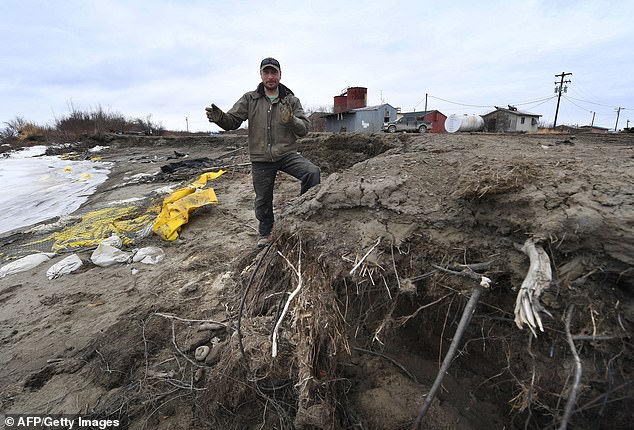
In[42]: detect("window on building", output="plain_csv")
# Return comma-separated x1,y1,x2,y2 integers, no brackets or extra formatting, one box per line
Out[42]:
532,118,537,126
521,117,525,124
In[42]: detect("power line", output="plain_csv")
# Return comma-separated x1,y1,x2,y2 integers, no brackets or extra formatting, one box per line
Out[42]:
510,95,555,106
569,81,605,106
565,94,616,108
427,95,492,108
566,90,633,111
562,95,594,113
522,96,557,110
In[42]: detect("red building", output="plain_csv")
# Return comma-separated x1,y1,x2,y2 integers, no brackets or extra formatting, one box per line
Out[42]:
421,110,447,133
400,110,448,133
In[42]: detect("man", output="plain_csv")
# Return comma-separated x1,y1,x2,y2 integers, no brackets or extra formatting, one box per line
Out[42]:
206,57,320,247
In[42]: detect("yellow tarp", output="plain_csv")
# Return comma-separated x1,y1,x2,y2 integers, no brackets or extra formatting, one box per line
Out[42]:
152,170,225,241
25,205,160,251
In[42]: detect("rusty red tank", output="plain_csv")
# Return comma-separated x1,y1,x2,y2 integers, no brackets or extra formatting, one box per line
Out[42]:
346,87,367,110
334,95,348,113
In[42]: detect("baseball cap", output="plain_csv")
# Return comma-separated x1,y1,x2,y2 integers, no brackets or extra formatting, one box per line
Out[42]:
260,57,281,73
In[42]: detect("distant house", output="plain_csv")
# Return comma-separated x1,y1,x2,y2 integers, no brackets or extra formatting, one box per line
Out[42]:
553,125,579,133
323,104,397,133
553,125,610,134
578,125,609,134
307,112,327,132
482,106,541,132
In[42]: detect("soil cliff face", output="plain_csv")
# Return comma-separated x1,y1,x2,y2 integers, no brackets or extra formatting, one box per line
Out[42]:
1,132,632,429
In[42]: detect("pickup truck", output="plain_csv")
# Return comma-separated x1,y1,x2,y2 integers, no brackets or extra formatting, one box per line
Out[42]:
382,116,432,133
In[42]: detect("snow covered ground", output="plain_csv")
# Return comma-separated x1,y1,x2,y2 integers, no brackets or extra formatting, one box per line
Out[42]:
0,146,111,235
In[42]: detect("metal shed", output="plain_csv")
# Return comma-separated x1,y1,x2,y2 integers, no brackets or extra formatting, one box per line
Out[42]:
324,104,397,133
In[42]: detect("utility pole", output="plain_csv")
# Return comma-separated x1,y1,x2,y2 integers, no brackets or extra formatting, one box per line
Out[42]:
553,72,572,128
186,116,189,133
627,119,630,129
614,107,622,131
424,93,428,111
590,112,595,127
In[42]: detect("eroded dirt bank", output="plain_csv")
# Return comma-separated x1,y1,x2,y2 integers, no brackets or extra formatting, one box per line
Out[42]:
0,132,632,429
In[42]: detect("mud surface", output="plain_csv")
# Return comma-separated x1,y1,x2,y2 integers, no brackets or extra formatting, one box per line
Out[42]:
0,132,632,429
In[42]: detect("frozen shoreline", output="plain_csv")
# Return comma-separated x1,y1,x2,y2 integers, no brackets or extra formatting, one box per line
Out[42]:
0,145,111,235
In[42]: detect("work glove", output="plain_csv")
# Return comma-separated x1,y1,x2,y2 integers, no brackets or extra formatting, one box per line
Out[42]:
205,104,224,123
279,100,293,125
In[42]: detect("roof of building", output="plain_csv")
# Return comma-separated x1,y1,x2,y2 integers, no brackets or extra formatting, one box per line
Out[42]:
351,103,395,112
401,110,442,116
579,125,609,130
322,103,395,117
482,107,542,117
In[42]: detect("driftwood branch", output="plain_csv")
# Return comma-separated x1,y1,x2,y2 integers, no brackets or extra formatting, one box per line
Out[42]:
558,305,583,430
514,238,552,336
413,270,488,428
350,238,381,275
272,242,303,358
432,264,492,286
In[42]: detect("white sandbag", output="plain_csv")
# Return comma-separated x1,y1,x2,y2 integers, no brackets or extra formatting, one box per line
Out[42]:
132,247,165,265
88,145,109,152
101,234,123,248
0,253,56,278
47,254,83,280
91,243,133,267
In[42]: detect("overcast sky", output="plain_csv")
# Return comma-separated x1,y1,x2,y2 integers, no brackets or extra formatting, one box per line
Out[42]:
2,0,633,132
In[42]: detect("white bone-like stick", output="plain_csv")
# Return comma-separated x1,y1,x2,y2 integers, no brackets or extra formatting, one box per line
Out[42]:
514,238,552,336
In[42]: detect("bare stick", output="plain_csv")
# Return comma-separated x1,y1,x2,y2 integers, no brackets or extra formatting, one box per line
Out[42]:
168,321,206,369
413,284,484,428
432,264,489,283
573,381,632,413
396,293,453,326
350,238,381,275
391,244,401,293
572,334,628,341
153,313,227,326
558,305,583,430
272,241,303,358
202,162,252,172
217,147,245,159
451,259,496,272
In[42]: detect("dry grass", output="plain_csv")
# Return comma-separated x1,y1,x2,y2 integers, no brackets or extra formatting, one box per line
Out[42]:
454,158,539,199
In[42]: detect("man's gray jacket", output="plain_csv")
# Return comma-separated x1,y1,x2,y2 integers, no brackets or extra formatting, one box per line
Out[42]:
215,83,309,162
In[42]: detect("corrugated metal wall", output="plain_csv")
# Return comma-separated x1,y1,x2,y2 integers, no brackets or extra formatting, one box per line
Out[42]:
325,105,397,133
423,111,448,133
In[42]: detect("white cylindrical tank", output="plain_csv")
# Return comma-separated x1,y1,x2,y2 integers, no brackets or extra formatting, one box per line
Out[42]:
445,114,484,133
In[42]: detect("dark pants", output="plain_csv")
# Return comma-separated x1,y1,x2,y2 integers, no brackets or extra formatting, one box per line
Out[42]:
251,152,320,236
